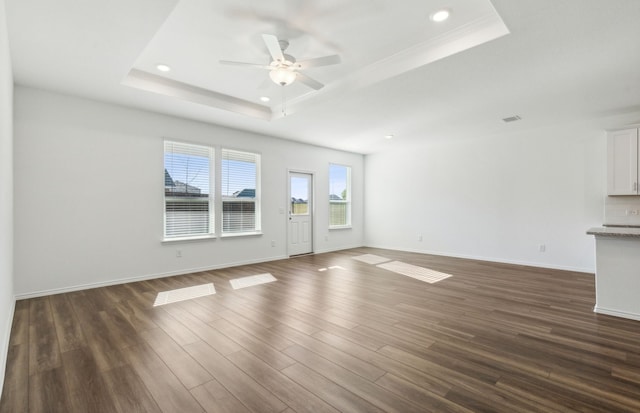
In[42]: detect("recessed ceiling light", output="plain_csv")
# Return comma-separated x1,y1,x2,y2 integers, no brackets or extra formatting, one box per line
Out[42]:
260,96,270,102
384,134,394,140
156,64,171,72
430,9,450,22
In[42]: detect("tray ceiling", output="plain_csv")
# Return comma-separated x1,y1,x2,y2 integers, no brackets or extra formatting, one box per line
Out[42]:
124,0,508,120
6,0,640,153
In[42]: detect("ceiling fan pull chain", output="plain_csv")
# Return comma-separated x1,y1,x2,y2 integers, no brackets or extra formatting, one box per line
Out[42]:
282,85,287,117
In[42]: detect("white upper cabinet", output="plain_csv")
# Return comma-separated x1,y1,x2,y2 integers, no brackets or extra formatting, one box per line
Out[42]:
608,128,639,195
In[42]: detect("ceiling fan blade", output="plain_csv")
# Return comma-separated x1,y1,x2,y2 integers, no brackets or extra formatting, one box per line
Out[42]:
262,34,285,63
296,72,324,90
219,60,272,70
296,55,341,69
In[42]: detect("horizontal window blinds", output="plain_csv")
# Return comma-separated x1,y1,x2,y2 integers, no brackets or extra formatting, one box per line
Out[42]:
164,141,214,238
222,149,260,233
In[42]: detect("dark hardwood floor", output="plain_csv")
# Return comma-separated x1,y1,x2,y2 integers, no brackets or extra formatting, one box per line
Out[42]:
2,247,640,412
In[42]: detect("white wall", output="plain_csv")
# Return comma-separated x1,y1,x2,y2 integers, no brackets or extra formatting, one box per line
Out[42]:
13,86,363,297
604,196,640,226
0,0,14,397
364,123,606,273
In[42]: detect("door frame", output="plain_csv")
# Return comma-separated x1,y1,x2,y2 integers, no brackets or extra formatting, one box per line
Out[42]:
287,169,315,257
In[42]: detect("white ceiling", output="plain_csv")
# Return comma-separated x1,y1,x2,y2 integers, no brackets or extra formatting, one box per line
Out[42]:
6,0,640,153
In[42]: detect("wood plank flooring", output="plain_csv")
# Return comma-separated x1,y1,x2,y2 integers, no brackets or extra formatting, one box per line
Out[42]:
2,247,640,412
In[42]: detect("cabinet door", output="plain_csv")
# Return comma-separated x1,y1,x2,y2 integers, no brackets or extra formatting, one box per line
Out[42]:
607,128,639,195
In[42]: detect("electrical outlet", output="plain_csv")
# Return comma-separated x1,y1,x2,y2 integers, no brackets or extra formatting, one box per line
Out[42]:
324,235,329,241
271,240,276,247
418,235,423,242
538,244,546,253
176,249,182,258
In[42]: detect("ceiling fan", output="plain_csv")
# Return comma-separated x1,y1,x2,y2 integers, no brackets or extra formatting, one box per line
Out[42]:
220,34,341,90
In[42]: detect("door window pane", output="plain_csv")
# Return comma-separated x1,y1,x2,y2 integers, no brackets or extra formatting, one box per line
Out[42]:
291,176,309,215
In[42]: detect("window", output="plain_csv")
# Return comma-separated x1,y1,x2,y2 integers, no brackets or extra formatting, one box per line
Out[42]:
290,175,310,216
221,149,261,234
164,141,214,239
329,164,351,228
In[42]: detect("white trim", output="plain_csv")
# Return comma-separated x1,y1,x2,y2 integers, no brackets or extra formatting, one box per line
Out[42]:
594,306,640,322
220,231,263,238
14,255,287,300
163,140,215,239
363,243,595,274
314,243,364,254
287,169,316,257
329,163,351,228
162,234,217,243
13,244,594,301
221,148,261,234
0,296,16,399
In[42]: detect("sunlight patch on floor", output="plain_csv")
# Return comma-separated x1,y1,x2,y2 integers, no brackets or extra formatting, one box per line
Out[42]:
318,265,345,272
229,273,277,290
153,283,216,306
377,261,452,284
352,254,391,265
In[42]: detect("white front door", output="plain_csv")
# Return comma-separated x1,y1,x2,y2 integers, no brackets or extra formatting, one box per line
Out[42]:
288,172,313,256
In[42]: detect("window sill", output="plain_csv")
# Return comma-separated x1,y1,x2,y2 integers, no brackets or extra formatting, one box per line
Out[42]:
221,231,263,238
329,225,352,230
162,234,217,243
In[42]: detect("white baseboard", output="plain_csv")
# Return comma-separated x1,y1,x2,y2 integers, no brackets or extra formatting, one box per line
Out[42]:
14,245,366,300
15,255,288,300
363,244,595,274
594,306,640,321
313,243,364,255
0,296,16,399
15,244,594,300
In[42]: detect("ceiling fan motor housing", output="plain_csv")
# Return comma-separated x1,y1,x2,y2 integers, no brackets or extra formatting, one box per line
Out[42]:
220,34,340,90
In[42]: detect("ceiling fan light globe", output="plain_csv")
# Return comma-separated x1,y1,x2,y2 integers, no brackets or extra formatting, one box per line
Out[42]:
270,68,296,86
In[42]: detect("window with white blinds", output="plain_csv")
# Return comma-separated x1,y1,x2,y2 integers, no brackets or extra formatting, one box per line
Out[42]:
164,141,214,239
329,164,351,228
221,149,260,234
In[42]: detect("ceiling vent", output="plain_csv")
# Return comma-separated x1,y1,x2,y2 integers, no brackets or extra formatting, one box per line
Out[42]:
502,115,522,123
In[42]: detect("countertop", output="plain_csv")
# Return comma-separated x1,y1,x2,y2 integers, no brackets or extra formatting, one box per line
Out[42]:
587,226,640,237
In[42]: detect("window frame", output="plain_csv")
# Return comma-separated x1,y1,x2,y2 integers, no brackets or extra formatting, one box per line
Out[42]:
329,163,352,229
220,148,262,237
163,140,215,241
